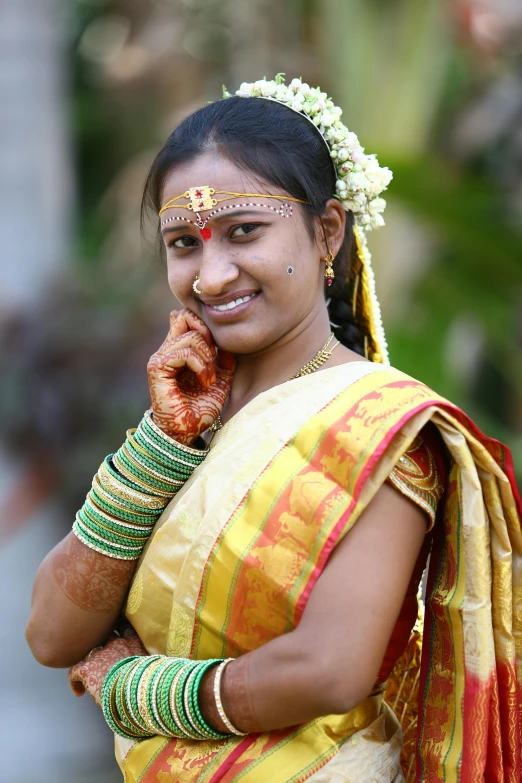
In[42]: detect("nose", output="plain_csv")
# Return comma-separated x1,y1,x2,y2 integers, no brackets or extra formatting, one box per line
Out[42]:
197,245,239,295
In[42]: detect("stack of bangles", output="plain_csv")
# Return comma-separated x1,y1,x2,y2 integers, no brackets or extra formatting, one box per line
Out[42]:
101,655,246,739
73,410,208,560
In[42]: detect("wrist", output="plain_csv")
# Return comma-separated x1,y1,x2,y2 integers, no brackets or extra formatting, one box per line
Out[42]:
199,666,231,734
149,411,201,448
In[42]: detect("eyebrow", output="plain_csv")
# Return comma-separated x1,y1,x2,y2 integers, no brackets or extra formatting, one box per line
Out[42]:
160,209,267,236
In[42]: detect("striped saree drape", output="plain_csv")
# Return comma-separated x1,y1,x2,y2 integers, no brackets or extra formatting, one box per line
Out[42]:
111,362,521,782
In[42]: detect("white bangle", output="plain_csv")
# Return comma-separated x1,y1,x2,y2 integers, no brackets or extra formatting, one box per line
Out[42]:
213,659,247,736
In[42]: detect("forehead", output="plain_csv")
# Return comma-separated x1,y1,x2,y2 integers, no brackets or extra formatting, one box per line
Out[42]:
159,151,287,207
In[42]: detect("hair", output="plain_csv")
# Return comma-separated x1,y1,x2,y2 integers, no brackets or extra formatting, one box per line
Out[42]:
142,96,365,355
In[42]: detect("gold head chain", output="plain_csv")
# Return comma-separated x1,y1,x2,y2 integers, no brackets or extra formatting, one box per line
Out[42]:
159,186,309,215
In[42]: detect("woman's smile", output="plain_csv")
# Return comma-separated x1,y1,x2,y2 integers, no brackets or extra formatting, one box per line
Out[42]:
200,289,260,322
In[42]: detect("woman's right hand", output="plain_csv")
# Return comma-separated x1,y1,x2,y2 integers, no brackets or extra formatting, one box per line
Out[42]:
147,309,235,445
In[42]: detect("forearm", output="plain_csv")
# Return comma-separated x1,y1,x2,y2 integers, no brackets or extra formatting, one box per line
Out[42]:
27,532,137,667
200,630,366,734
28,411,212,667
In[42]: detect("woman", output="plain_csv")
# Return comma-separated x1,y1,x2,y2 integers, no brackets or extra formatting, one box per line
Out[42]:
27,76,522,782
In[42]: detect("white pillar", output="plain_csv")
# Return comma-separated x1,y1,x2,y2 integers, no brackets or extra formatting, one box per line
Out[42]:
0,0,73,312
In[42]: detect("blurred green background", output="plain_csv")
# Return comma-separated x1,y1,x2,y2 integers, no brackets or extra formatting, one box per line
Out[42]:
1,0,521,780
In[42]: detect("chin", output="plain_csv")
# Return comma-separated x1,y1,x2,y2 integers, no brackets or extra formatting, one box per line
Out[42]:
211,327,275,355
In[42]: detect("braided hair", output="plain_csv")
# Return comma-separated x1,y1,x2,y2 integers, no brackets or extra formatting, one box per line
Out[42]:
142,97,365,356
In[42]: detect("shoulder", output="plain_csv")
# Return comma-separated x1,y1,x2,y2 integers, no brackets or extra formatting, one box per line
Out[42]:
386,424,447,531
329,361,449,408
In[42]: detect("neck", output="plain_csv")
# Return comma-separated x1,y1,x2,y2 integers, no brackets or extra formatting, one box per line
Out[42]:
225,308,333,416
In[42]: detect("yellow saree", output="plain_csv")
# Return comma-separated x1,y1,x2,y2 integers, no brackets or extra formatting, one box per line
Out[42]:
115,361,522,782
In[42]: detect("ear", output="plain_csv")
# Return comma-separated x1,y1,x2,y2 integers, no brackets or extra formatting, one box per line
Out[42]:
316,199,346,258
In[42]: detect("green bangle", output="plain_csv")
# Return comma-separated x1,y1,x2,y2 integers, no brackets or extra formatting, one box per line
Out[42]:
127,434,193,482
101,657,142,737
189,660,229,739
83,501,154,542
113,452,175,497
170,662,203,739
132,429,196,476
157,659,190,738
120,443,185,490
90,486,159,524
176,661,206,739
73,517,144,560
81,503,153,543
142,411,209,460
145,658,175,736
78,506,148,551
104,455,160,497
116,660,150,735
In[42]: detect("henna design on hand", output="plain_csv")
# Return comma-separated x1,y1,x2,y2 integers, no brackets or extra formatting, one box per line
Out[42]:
147,309,235,444
52,532,136,613
68,628,147,706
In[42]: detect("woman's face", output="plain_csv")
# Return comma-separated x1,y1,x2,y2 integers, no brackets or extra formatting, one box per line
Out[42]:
159,150,339,355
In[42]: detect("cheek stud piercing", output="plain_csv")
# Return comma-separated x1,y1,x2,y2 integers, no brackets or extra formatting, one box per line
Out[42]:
287,266,294,275
193,276,202,295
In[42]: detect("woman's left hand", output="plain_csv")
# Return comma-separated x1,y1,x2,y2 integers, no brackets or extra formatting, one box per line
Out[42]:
68,627,147,707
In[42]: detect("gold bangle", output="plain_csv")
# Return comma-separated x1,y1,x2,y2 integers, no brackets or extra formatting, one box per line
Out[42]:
213,659,247,736
92,476,157,520
98,461,168,510
138,658,170,736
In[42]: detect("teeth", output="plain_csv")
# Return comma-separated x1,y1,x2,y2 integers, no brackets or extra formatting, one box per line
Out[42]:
211,294,255,312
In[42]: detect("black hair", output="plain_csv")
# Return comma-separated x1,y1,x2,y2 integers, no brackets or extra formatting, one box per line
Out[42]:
142,96,365,355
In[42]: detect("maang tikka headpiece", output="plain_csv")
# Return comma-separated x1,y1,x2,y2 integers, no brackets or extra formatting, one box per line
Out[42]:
221,74,393,365
160,186,308,242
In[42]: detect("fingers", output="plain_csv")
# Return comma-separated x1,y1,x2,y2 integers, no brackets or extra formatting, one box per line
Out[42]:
122,626,148,656
161,349,216,388
151,331,216,379
163,310,216,355
216,350,236,371
150,331,217,389
68,663,87,697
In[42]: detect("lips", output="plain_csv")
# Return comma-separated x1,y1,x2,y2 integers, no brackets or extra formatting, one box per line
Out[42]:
207,294,256,312
201,291,260,321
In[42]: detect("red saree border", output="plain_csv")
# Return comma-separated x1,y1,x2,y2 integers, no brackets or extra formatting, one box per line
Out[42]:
207,736,258,783
295,388,461,619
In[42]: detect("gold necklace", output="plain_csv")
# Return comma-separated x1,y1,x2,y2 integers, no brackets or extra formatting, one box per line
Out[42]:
209,333,339,432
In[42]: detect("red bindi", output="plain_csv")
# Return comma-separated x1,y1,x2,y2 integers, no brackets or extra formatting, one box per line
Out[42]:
200,227,212,241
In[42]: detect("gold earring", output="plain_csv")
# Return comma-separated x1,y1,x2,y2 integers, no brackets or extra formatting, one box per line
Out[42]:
193,276,202,295
324,253,334,286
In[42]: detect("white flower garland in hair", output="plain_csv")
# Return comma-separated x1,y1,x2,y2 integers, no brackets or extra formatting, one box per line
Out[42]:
223,74,393,232
222,74,391,364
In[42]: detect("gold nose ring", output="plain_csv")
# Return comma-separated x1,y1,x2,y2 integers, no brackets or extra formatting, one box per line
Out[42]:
193,276,202,295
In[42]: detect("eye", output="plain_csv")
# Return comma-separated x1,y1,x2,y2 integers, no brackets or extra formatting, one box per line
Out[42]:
167,235,198,249
230,223,261,238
